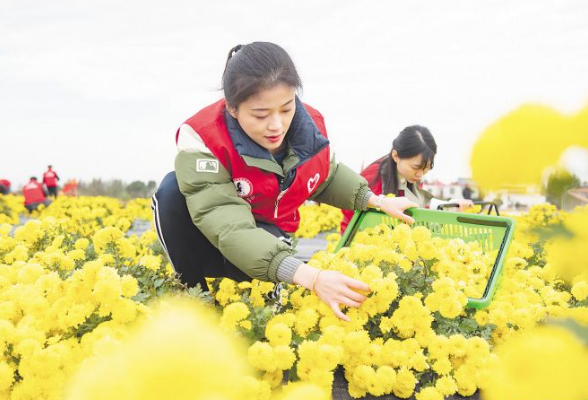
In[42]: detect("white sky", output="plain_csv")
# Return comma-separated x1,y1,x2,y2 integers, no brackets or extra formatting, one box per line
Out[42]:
2,0,588,188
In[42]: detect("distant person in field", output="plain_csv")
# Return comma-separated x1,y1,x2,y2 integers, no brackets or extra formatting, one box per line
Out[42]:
62,179,79,196
43,165,60,198
340,126,474,233
0,179,10,195
23,177,52,212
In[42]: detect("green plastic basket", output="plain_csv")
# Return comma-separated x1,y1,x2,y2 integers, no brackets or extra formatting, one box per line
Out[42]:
335,208,515,309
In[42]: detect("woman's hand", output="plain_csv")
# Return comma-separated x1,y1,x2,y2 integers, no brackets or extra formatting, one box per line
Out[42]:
368,194,419,224
454,198,474,212
292,264,370,321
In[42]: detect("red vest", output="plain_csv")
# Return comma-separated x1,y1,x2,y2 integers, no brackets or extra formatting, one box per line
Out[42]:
181,99,330,232
43,170,58,187
23,181,46,205
341,160,382,233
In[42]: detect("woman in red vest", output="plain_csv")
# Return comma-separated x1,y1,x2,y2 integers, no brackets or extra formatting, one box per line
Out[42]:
22,177,52,212
152,42,418,321
43,165,60,198
340,126,474,232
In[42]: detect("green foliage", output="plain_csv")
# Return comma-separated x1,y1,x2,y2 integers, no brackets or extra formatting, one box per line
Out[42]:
186,284,215,305
544,168,581,208
77,179,157,199
72,313,112,339
118,262,184,304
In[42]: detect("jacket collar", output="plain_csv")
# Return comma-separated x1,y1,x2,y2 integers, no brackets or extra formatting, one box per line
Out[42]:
224,96,329,165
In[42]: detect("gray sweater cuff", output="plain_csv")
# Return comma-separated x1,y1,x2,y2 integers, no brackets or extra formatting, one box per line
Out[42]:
276,256,303,284
360,190,374,211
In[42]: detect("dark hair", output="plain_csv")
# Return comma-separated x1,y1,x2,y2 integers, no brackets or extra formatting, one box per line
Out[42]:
371,125,437,195
222,42,302,109
30,176,37,180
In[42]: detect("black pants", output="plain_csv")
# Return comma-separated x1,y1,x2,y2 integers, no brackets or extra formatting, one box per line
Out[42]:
25,199,52,213
151,172,290,291
47,186,58,197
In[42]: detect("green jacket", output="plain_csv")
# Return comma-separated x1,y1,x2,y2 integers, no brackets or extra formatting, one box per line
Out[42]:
175,122,370,283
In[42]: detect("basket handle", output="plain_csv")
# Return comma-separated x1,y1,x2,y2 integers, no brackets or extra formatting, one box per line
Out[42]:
437,201,500,216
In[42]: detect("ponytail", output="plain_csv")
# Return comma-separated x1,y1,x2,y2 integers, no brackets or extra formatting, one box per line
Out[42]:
223,44,243,77
375,156,400,195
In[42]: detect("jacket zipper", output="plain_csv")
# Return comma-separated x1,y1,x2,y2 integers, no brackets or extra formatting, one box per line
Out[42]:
274,175,287,219
274,190,287,218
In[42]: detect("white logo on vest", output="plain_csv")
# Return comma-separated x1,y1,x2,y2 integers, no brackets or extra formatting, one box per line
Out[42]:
196,159,219,173
233,178,253,197
307,173,320,193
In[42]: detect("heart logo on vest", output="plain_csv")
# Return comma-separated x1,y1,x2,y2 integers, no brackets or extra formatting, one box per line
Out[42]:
307,173,320,194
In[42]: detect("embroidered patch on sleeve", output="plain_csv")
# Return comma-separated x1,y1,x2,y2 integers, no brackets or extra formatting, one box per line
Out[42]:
196,159,219,173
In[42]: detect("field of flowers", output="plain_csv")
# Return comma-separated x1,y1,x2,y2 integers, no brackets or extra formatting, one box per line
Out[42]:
1,193,587,400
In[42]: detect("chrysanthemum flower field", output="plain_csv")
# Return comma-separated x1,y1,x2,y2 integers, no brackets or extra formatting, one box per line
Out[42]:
0,194,587,400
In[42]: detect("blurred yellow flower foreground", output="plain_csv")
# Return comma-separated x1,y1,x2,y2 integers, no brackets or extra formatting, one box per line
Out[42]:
483,324,588,400
66,297,329,400
66,297,250,400
470,102,588,191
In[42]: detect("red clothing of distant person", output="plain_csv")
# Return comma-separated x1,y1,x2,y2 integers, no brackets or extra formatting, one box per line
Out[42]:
0,179,10,194
62,179,79,196
340,161,383,233
23,179,47,205
43,169,60,187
